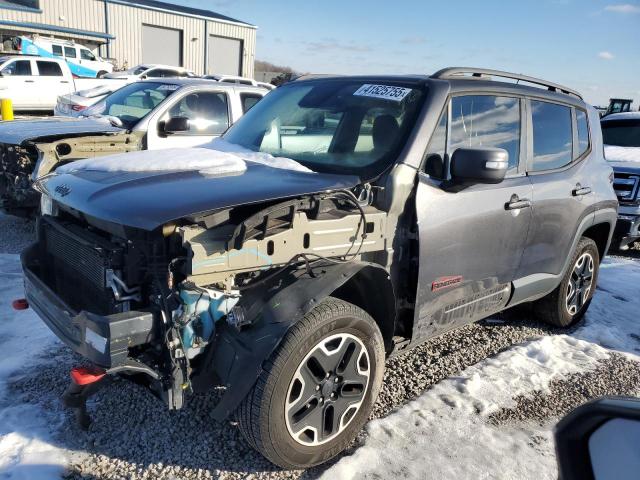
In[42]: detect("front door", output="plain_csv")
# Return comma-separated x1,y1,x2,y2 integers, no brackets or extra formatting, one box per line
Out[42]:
0,59,39,109
148,91,231,149
412,94,532,342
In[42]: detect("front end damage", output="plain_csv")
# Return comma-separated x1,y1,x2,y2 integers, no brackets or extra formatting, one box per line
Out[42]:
0,132,140,216
21,191,390,424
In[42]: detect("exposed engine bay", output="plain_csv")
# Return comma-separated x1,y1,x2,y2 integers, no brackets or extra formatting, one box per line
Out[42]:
0,132,140,216
24,188,389,411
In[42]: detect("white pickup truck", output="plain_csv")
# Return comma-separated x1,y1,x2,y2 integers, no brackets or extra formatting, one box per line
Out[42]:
0,77,268,215
0,55,126,111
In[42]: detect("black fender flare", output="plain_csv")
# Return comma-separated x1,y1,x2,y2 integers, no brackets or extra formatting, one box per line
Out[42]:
192,261,392,420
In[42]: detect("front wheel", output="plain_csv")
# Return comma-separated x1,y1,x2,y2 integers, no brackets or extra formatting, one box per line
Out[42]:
237,297,385,469
534,237,599,327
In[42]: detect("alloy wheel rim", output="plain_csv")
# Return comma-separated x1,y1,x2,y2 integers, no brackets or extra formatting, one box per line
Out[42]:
285,333,370,446
566,252,594,316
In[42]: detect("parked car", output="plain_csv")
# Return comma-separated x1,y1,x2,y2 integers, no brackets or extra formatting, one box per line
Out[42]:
204,74,276,90
54,84,123,117
0,56,125,111
15,35,114,78
20,68,617,469
204,74,258,86
0,79,267,215
55,65,199,116
602,112,640,249
104,64,196,80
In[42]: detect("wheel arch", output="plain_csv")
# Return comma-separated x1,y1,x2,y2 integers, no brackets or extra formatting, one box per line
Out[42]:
192,261,395,421
582,221,613,262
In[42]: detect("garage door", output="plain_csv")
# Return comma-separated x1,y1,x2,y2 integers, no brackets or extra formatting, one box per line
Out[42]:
208,35,241,76
142,25,182,66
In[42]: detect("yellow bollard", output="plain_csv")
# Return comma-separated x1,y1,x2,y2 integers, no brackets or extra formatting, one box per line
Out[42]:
1,98,14,121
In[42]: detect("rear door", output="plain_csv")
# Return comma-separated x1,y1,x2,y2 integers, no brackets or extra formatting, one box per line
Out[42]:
412,94,533,342
515,100,596,282
0,59,38,108
147,89,231,149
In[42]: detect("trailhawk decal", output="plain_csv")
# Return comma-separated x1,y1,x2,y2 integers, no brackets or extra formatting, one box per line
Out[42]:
431,275,463,292
353,84,412,102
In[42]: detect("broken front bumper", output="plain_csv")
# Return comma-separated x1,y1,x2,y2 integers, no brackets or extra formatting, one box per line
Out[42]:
21,244,155,368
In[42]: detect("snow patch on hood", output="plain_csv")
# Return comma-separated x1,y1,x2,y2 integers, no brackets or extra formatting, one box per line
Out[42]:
206,138,313,173
604,145,640,163
56,148,248,176
56,140,313,176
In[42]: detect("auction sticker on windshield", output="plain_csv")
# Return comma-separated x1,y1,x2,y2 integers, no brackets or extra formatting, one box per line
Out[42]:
354,84,412,102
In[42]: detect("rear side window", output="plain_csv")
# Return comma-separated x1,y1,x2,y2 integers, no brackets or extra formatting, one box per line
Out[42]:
241,93,263,113
1,60,32,76
147,69,177,78
167,92,230,135
36,61,63,77
81,49,96,61
531,101,573,171
576,109,590,158
52,45,63,56
450,95,521,170
64,46,76,58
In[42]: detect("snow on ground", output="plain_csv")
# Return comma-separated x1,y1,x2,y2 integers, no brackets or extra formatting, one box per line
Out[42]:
0,249,639,479
323,257,640,480
0,254,67,480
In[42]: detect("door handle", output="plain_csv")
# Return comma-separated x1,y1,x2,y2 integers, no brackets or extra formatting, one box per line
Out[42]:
505,194,531,210
572,185,592,196
60,80,70,84
24,80,35,83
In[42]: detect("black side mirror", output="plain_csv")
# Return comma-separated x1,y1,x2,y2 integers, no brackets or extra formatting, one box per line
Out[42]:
555,397,640,480
450,147,509,184
163,116,190,134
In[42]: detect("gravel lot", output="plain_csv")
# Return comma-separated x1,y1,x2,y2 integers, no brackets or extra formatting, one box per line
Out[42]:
2,213,639,479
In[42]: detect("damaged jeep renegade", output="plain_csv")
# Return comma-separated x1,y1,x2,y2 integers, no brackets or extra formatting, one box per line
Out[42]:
21,68,618,468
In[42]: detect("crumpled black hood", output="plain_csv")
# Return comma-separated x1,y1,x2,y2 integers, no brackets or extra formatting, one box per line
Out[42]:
40,162,360,231
0,117,123,144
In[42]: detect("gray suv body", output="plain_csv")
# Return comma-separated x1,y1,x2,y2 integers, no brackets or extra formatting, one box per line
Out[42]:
21,68,617,468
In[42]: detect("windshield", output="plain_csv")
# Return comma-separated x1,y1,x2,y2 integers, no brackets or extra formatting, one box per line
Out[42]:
222,80,426,178
82,81,179,128
602,119,640,147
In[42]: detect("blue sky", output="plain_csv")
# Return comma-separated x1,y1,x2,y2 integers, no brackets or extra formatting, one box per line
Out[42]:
179,1,639,106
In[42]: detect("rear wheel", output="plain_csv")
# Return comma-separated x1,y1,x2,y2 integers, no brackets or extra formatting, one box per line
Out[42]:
534,237,599,327
237,297,385,469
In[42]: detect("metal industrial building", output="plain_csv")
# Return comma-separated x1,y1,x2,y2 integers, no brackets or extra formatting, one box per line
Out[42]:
0,0,256,77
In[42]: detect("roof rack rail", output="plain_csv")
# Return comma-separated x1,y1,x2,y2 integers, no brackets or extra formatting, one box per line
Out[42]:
431,67,582,100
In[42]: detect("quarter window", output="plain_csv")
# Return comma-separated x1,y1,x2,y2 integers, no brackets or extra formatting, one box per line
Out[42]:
450,95,521,170
52,45,63,56
576,109,590,158
531,101,573,171
167,92,230,135
64,46,76,58
423,108,448,179
36,61,63,76
240,93,263,113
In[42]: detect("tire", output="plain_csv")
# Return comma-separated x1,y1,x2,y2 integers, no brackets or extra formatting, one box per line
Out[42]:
97,71,107,78
533,237,599,328
237,297,385,469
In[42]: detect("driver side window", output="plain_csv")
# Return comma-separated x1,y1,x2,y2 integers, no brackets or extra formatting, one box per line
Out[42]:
167,92,230,135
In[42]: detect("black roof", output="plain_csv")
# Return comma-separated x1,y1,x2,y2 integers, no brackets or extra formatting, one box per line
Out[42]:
115,0,254,26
